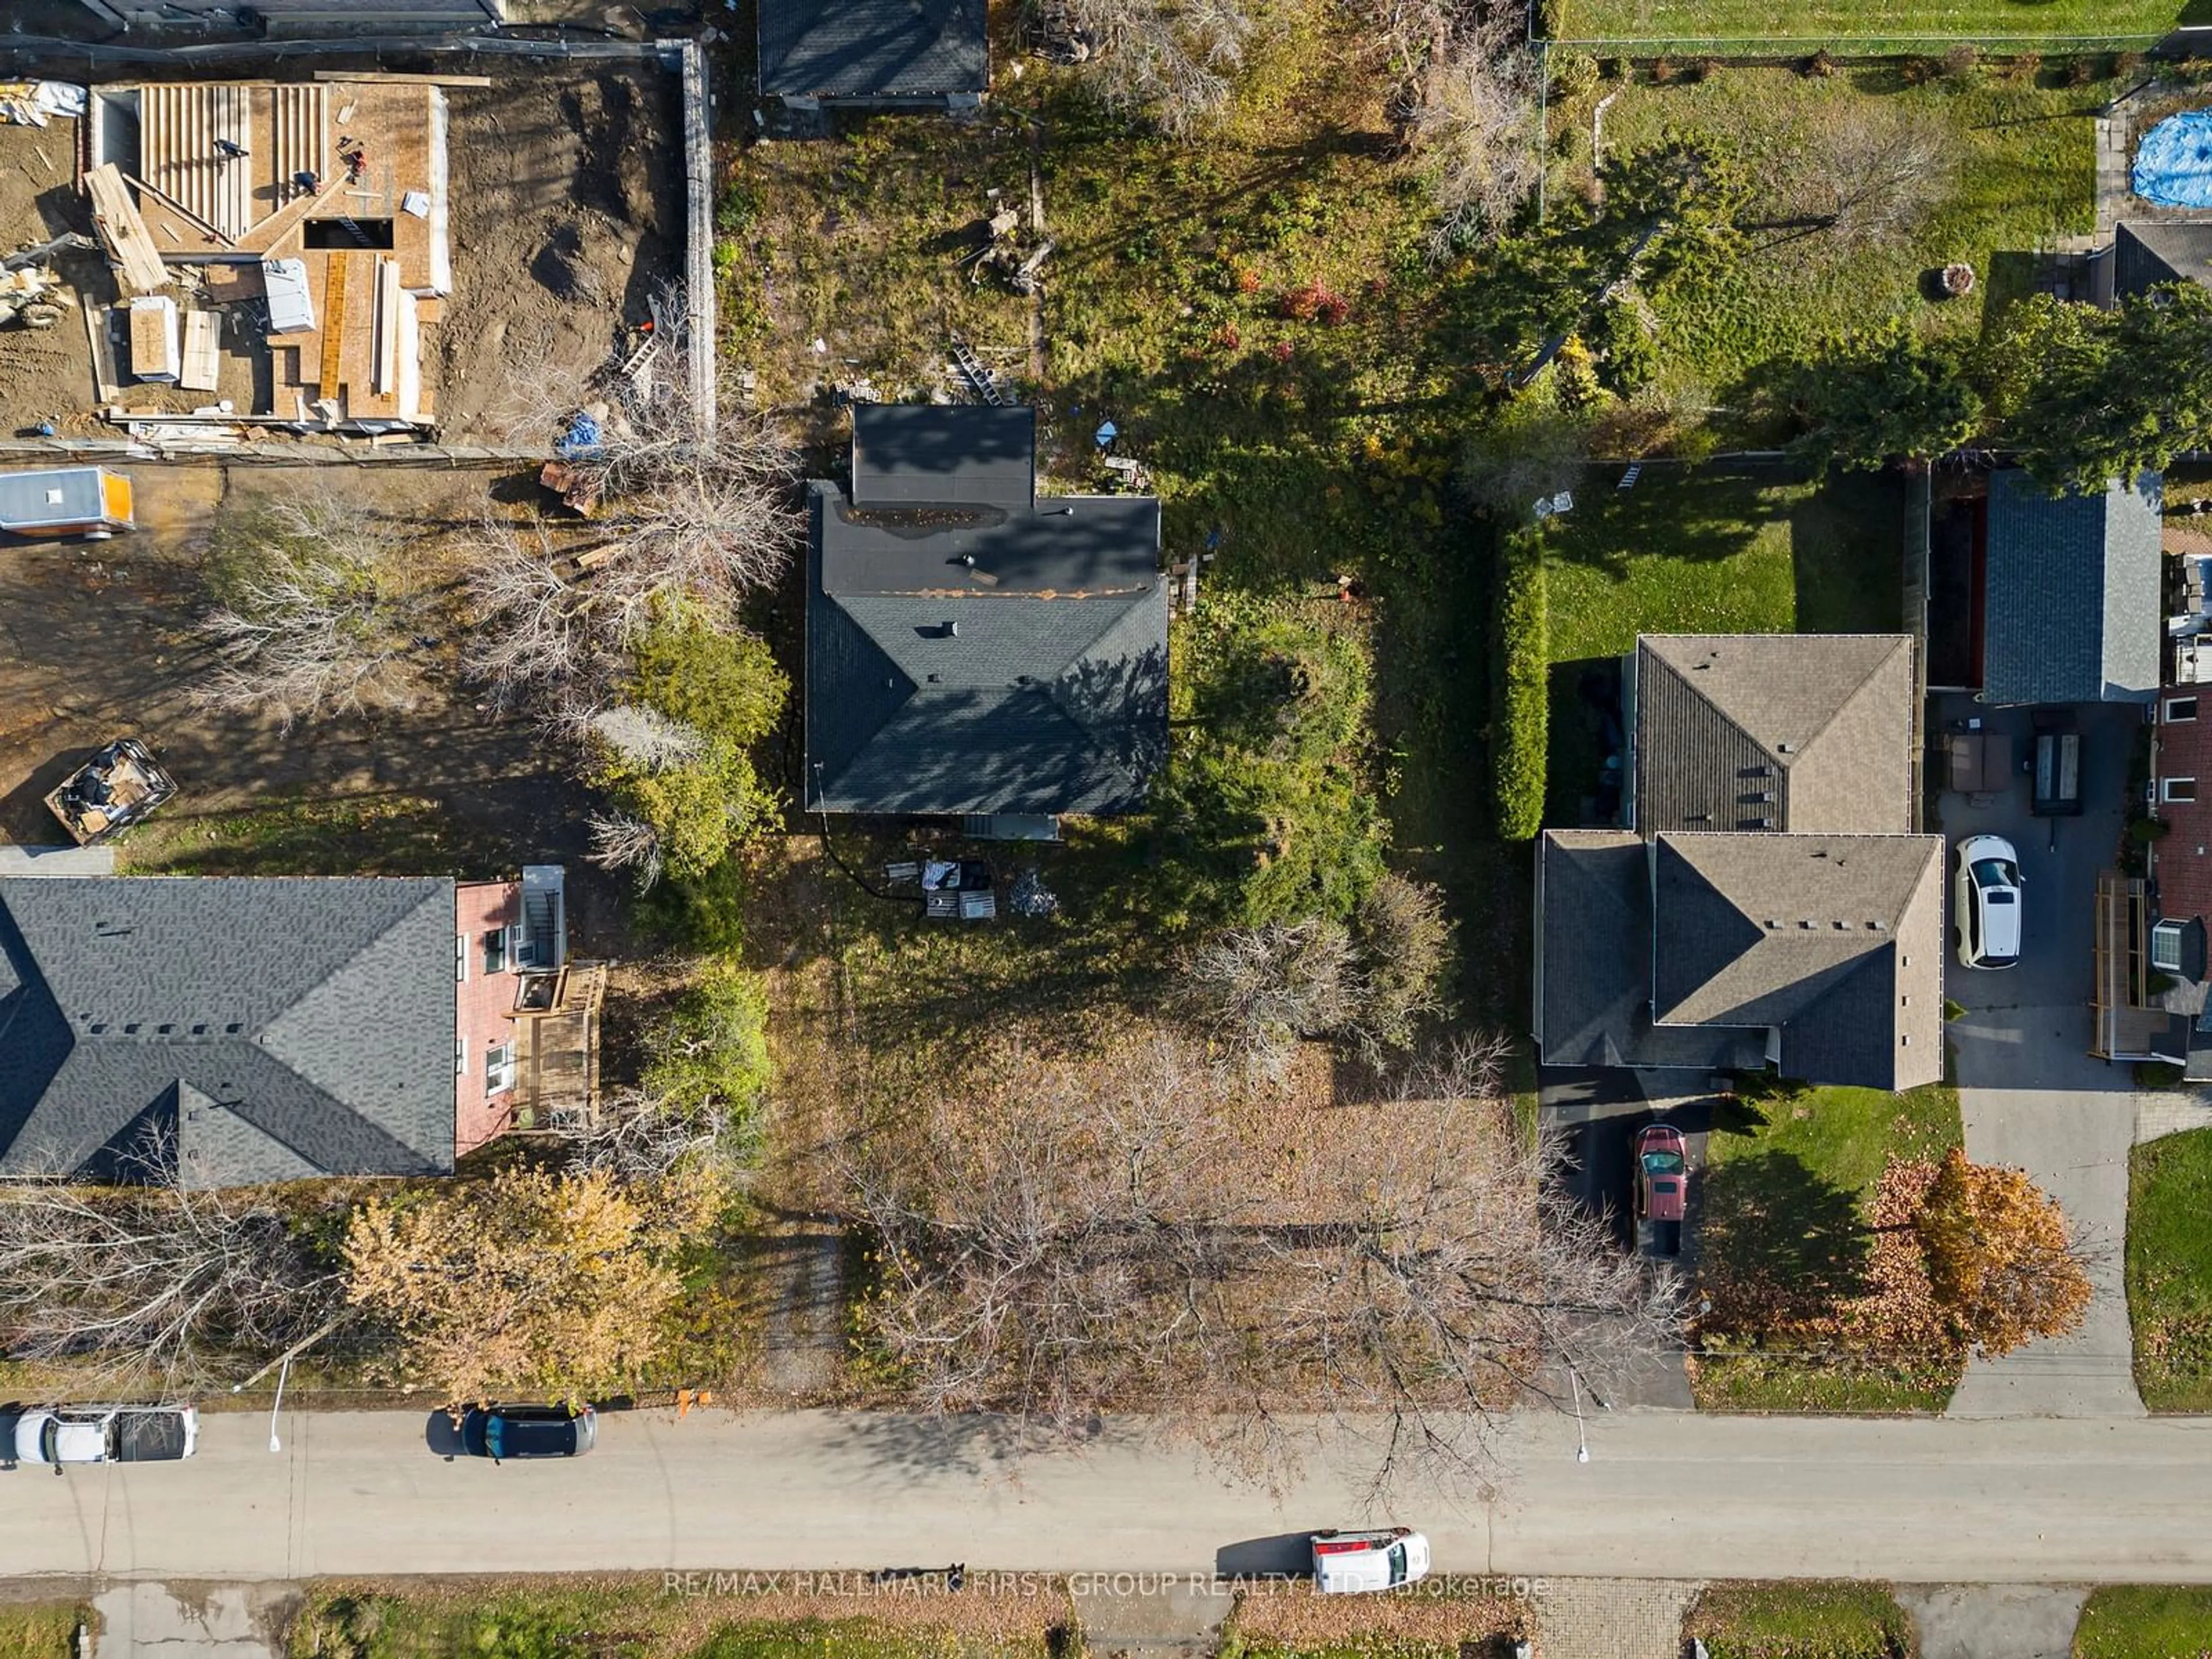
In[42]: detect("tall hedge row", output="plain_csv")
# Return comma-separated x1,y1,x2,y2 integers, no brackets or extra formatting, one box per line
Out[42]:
1491,525,1550,842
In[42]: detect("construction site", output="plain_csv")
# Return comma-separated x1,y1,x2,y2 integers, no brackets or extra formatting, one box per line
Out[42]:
0,62,687,449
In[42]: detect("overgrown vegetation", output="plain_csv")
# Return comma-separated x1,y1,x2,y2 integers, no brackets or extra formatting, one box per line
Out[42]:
1683,1580,1918,1659
1152,593,1389,928
2127,1124,2212,1412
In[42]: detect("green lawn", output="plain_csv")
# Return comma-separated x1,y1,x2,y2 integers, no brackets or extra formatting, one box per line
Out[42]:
1551,0,2183,44
1567,66,2112,396
1543,465,1904,824
1694,1080,1965,1412
1684,1581,1917,1659
2074,1586,2212,1659
2126,1126,2212,1412
0,1606,84,1659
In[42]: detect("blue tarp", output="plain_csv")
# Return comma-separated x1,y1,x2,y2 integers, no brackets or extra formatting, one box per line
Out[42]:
2134,112,2212,209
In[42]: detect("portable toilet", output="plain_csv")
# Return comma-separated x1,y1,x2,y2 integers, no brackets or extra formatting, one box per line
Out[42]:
0,467,134,539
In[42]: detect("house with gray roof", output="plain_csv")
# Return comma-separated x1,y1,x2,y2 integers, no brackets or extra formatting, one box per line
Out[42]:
759,0,988,106
1537,630,1939,1089
1980,469,2161,707
0,870,600,1188
1536,831,1945,1089
805,404,1166,817
1626,634,1916,834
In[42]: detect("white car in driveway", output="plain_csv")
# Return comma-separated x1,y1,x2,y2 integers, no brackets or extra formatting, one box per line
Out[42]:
1955,834,2024,970
1311,1527,1431,1593
13,1404,198,1466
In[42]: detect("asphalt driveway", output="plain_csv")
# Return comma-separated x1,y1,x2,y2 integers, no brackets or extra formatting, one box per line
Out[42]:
1936,697,2141,1094
1934,696,2147,1417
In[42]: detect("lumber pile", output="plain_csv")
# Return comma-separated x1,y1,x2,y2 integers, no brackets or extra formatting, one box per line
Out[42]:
84,164,168,296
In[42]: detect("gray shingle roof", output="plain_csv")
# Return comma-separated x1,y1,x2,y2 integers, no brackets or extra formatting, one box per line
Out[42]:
758,0,988,97
1633,635,1915,834
806,407,1166,816
1533,831,1770,1073
2115,222,2212,302
0,877,456,1187
1983,470,2161,706
1650,833,1944,1089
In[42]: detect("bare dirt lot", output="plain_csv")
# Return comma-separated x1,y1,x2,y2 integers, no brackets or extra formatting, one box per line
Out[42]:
0,66,683,444
435,69,685,442
0,461,599,884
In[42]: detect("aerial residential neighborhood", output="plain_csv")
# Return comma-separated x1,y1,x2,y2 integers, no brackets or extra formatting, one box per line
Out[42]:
5,1,2212,1657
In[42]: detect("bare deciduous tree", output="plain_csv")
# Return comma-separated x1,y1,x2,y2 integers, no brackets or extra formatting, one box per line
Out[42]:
584,808,666,889
842,1033,1681,1494
1188,917,1358,1081
1747,105,1949,252
0,1170,338,1392
1406,24,1541,257
195,495,435,730
1056,0,1264,134
464,290,798,709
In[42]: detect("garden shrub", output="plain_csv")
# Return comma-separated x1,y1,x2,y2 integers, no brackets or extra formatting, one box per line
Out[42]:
1491,525,1549,842
643,961,775,1129
1550,50,1600,103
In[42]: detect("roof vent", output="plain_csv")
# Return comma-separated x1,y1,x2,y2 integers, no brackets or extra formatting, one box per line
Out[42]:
1834,921,1849,930
1869,920,1887,931
157,1022,174,1033
192,1024,207,1035
1766,919,1782,929
1800,919,1816,930
225,1022,243,1034
124,1022,141,1034
946,621,960,637
927,672,942,683
1902,1033,1912,1046
89,1022,107,1034
1751,816,1775,828
961,554,976,567
1778,741,1797,753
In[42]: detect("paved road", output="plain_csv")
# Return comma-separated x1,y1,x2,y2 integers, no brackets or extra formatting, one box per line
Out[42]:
7,1409,2212,1586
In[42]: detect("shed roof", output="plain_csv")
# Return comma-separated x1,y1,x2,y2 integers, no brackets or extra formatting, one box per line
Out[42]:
1633,634,1915,834
2115,221,2212,301
758,0,989,97
1983,469,2161,706
0,877,456,1187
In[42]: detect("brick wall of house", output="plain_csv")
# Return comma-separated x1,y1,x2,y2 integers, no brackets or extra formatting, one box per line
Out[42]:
2153,691,2212,928
454,880,522,1157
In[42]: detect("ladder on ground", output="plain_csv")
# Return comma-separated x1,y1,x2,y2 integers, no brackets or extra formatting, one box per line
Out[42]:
949,336,1004,406
1618,463,1642,490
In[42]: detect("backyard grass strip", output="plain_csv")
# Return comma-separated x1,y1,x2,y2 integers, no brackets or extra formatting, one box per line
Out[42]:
2125,1125,2212,1412
1550,0,2177,45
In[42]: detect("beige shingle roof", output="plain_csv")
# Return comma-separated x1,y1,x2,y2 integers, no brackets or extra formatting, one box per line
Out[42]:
1634,635,1915,835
